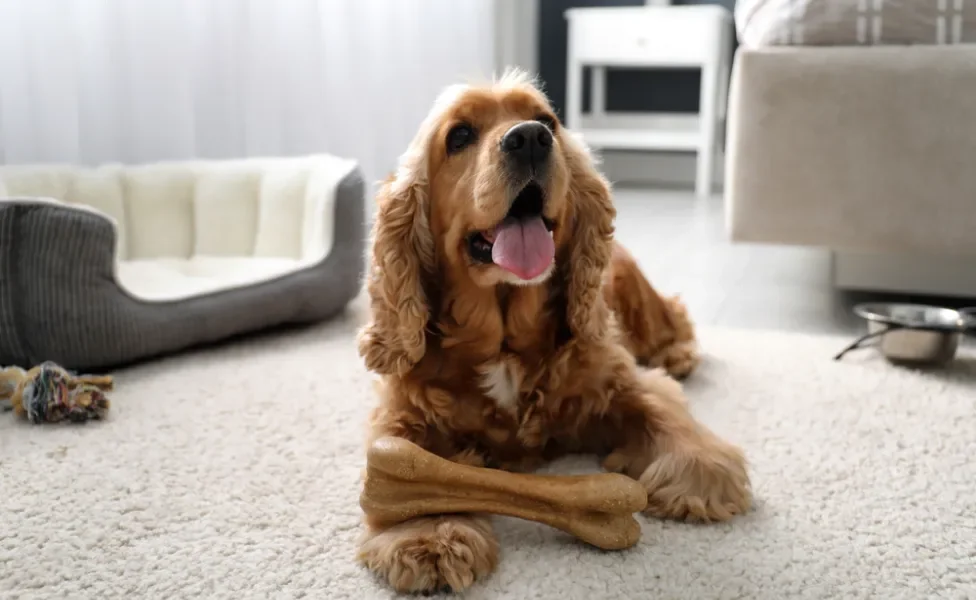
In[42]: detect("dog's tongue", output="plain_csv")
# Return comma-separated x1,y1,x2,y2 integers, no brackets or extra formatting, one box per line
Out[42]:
490,216,554,280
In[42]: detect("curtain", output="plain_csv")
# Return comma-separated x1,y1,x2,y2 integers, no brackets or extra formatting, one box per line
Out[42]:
0,0,498,190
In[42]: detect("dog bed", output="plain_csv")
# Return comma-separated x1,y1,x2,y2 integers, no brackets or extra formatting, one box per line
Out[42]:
0,154,366,371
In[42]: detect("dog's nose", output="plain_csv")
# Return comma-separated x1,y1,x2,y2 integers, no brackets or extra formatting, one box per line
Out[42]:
501,121,552,171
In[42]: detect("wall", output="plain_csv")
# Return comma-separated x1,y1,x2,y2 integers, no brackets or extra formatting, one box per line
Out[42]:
536,0,737,188
495,0,540,75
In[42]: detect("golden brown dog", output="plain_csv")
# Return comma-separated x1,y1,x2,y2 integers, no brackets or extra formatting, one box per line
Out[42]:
356,70,750,594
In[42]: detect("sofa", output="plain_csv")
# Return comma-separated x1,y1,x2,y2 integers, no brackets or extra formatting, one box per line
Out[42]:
725,0,976,298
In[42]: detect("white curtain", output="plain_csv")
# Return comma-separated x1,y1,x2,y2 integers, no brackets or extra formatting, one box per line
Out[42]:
0,0,498,190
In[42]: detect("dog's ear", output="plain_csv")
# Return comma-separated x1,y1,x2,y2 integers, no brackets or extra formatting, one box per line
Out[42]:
358,82,472,376
563,137,616,343
357,171,434,376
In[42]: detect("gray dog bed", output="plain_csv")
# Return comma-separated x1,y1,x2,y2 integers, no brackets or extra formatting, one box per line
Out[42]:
0,155,365,371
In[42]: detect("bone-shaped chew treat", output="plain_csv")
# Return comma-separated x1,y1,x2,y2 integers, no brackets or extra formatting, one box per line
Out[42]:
360,436,649,550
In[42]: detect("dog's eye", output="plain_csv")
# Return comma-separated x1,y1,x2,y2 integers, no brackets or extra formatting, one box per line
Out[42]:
446,123,476,154
535,114,558,131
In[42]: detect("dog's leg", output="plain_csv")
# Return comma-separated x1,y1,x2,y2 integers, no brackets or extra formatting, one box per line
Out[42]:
356,404,499,594
357,513,499,594
647,295,700,378
597,368,751,522
603,242,700,379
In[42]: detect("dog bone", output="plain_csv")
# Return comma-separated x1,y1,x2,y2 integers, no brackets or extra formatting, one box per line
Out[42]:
360,436,648,550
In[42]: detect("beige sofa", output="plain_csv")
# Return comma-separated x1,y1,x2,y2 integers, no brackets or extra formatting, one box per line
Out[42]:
725,1,976,298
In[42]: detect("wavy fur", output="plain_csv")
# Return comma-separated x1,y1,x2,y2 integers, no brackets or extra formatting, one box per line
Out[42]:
356,69,751,594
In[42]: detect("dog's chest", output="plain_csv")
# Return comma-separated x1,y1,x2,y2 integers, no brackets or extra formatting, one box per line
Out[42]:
478,360,524,413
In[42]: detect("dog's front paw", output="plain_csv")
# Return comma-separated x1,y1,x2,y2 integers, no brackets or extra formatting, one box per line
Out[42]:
639,437,751,523
357,515,498,593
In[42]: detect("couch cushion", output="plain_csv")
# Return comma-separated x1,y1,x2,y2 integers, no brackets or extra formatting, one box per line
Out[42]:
726,46,976,257
736,0,976,48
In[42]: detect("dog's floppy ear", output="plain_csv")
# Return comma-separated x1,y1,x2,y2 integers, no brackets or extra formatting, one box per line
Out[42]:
358,83,469,376
563,136,616,343
357,167,434,377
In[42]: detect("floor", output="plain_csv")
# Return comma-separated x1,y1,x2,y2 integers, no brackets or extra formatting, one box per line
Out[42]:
611,186,975,339
6,307,973,598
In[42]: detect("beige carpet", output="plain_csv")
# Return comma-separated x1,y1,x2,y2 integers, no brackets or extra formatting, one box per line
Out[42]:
2,303,975,599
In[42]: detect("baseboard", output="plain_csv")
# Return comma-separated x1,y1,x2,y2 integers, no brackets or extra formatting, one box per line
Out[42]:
832,250,976,299
599,149,726,191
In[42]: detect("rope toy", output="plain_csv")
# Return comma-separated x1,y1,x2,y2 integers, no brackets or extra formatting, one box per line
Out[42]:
1,362,113,424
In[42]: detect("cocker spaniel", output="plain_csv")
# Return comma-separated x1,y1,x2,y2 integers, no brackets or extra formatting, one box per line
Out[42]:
356,70,751,594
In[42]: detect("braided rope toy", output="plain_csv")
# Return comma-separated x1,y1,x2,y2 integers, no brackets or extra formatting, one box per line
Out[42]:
1,362,113,424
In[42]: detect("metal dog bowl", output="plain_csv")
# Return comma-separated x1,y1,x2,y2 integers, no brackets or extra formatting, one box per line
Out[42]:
835,303,976,364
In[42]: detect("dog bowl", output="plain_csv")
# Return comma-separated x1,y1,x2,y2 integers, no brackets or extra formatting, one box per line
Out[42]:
835,303,976,364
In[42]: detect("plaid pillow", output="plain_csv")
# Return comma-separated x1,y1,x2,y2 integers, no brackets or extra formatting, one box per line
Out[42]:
736,0,976,47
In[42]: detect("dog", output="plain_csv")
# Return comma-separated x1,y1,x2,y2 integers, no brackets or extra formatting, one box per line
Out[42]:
355,69,751,594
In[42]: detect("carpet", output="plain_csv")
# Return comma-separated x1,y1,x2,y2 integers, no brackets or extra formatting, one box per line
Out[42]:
2,302,974,599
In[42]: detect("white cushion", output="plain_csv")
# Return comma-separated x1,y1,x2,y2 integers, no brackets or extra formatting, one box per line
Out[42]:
0,154,358,302
116,257,303,301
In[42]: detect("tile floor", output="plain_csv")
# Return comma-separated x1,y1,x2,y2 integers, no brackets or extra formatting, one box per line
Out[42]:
611,186,975,339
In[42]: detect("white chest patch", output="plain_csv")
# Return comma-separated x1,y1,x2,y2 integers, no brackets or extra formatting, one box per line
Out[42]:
479,361,522,412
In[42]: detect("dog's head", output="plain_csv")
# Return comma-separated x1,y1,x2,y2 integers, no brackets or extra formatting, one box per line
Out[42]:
359,70,615,375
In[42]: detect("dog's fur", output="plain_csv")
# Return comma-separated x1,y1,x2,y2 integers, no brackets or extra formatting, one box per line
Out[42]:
356,70,751,594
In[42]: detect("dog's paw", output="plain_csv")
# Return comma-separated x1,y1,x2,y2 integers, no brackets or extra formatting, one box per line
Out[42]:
653,340,700,380
639,438,751,523
357,515,498,593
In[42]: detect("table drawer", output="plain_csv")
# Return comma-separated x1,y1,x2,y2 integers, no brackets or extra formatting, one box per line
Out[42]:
566,6,727,66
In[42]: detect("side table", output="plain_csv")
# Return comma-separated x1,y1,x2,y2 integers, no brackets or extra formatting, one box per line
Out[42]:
565,5,734,197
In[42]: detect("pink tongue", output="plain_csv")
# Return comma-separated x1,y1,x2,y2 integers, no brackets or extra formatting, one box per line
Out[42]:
490,217,554,280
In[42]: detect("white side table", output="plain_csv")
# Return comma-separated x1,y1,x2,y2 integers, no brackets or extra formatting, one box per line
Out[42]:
564,5,734,198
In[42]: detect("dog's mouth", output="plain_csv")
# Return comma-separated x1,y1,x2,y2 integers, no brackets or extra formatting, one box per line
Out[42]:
467,182,555,281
